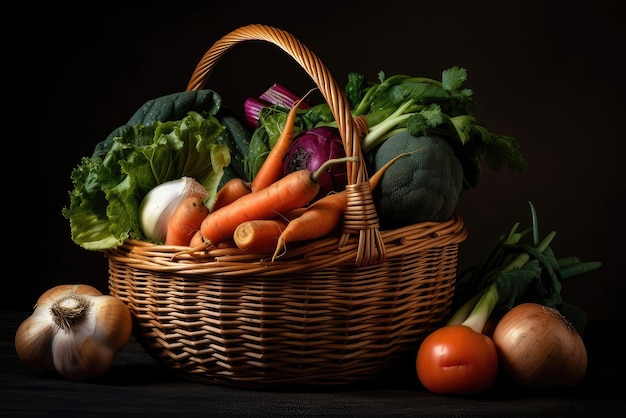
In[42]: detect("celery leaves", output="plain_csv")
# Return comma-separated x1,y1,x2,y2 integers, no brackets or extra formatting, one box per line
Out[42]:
298,66,527,189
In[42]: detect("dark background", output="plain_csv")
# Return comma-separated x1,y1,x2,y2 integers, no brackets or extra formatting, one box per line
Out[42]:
13,0,624,320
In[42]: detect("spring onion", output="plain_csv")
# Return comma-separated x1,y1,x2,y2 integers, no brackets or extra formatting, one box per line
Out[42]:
450,202,602,335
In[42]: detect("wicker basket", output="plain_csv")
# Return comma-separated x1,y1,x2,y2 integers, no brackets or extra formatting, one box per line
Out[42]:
105,24,468,389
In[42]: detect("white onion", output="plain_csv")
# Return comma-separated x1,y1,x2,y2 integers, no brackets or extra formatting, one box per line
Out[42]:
492,303,587,387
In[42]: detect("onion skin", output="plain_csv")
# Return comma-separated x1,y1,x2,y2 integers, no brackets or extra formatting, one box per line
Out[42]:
492,303,588,388
14,284,132,381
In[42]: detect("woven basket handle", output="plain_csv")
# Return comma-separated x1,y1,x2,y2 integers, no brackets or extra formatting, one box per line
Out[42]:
186,24,385,266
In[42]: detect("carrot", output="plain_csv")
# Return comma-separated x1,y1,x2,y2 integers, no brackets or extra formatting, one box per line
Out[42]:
233,219,289,253
189,230,205,247
249,91,312,193
270,193,346,261
270,151,417,261
216,239,237,249
165,196,210,246
190,231,237,249
211,177,251,212
365,150,419,190
233,208,306,253
199,156,358,247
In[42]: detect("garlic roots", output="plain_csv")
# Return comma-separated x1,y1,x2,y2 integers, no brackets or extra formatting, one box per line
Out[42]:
14,284,132,381
139,176,208,244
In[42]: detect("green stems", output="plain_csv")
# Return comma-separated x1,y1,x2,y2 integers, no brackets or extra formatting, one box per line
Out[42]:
447,288,487,326
461,284,499,334
448,230,558,334
501,231,556,273
362,100,419,153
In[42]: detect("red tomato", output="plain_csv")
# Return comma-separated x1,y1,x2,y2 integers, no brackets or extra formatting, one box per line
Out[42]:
416,324,499,395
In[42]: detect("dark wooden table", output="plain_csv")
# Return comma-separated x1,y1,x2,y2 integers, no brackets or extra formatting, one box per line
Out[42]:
2,311,623,417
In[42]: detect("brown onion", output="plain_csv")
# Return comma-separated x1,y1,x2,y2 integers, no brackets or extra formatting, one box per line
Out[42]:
492,302,587,387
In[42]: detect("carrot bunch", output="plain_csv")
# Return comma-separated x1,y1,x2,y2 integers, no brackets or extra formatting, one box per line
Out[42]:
236,151,415,260
165,155,352,251
198,155,357,251
183,151,413,259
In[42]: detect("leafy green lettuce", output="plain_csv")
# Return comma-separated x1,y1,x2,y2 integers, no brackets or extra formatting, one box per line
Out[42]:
63,111,229,251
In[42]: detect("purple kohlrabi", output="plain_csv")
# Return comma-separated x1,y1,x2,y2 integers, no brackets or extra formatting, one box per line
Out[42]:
282,126,347,201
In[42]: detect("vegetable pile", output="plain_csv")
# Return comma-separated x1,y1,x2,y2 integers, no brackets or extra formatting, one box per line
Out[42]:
415,202,601,395
63,66,527,257
56,40,602,395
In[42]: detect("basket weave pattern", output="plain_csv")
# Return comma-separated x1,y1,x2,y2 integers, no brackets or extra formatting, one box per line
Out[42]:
106,24,468,388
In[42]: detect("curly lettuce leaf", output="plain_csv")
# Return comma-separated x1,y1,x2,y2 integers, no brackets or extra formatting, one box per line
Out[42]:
63,111,228,251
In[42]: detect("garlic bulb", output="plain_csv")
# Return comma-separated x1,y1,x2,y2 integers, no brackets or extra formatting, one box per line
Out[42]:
14,284,132,381
139,176,208,243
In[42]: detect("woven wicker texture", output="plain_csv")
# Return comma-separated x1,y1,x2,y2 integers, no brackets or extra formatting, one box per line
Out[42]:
106,24,468,388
